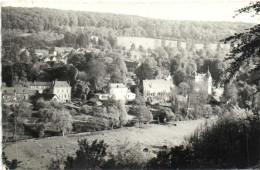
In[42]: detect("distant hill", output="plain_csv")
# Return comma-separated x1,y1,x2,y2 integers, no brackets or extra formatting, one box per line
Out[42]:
1,7,255,43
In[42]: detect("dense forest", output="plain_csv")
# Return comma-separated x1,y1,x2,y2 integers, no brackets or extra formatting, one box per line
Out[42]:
2,7,254,44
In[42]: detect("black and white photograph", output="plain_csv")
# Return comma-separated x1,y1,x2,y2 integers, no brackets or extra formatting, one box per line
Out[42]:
1,0,260,169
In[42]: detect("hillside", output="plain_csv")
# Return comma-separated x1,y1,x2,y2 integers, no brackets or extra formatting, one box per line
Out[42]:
2,7,254,43
3,119,209,169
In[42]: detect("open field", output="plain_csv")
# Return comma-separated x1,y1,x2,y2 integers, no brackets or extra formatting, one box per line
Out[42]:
3,118,213,169
117,36,230,50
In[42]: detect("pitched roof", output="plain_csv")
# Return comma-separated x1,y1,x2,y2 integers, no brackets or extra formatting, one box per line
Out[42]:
2,87,28,94
53,81,71,88
35,49,49,56
28,81,52,86
55,47,73,53
143,79,175,91
110,83,127,88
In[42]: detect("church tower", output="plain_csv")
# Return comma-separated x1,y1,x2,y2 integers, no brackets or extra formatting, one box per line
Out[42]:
194,68,212,95
206,68,212,95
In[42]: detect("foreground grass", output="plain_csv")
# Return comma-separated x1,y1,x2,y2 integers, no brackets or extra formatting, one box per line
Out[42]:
3,119,209,169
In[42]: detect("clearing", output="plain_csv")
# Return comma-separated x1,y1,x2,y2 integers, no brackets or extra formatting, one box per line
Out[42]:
3,118,212,169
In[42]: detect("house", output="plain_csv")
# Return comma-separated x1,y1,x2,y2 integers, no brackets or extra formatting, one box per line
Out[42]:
2,87,29,103
28,81,52,93
194,69,212,95
108,83,136,102
143,79,175,102
49,47,73,56
35,49,49,58
94,93,110,101
59,53,70,64
51,80,72,102
127,50,144,61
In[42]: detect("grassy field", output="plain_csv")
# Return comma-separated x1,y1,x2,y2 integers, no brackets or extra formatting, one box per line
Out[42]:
117,36,230,51
3,118,211,169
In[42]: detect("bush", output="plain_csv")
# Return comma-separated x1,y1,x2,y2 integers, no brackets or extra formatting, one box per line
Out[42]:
147,145,195,169
105,141,153,169
188,114,260,168
153,107,175,123
148,113,260,169
72,117,109,133
65,139,108,169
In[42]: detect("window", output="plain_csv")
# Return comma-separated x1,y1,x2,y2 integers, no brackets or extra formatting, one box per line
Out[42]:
67,89,68,92
65,95,66,98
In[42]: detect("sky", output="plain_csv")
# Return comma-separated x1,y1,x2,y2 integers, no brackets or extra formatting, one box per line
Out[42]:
1,0,259,23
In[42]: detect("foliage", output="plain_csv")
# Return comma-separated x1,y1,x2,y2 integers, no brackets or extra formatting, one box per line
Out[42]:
64,139,108,169
147,145,195,169
136,105,153,124
223,82,238,105
148,112,260,169
199,59,227,85
109,56,128,83
105,141,153,169
187,104,213,120
2,152,21,169
2,7,252,43
135,57,158,81
36,100,73,136
153,107,175,122
86,58,108,91
116,101,128,127
222,2,260,85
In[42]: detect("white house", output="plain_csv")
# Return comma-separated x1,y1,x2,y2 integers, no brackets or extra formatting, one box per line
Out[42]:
194,69,212,95
28,81,52,93
108,83,136,102
52,80,71,102
143,79,175,102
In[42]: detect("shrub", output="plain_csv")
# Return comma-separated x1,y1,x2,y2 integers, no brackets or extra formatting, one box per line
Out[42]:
64,139,108,169
148,113,260,169
105,141,153,169
147,145,195,169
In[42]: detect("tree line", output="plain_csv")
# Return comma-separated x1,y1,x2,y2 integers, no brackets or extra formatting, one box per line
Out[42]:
2,7,253,43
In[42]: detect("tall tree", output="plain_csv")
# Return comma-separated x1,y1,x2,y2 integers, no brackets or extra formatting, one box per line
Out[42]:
223,2,260,87
135,57,158,81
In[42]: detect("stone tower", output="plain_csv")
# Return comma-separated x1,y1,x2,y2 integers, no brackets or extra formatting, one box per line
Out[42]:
194,68,212,95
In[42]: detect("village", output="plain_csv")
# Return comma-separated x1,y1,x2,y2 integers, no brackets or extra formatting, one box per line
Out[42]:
2,34,227,141
2,3,260,169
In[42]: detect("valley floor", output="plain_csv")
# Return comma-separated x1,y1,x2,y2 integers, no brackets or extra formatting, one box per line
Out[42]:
3,118,214,169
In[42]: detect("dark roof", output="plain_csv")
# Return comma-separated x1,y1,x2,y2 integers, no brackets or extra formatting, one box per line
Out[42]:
28,81,52,86
2,87,28,94
125,60,140,67
36,93,58,101
53,81,71,88
27,90,38,96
